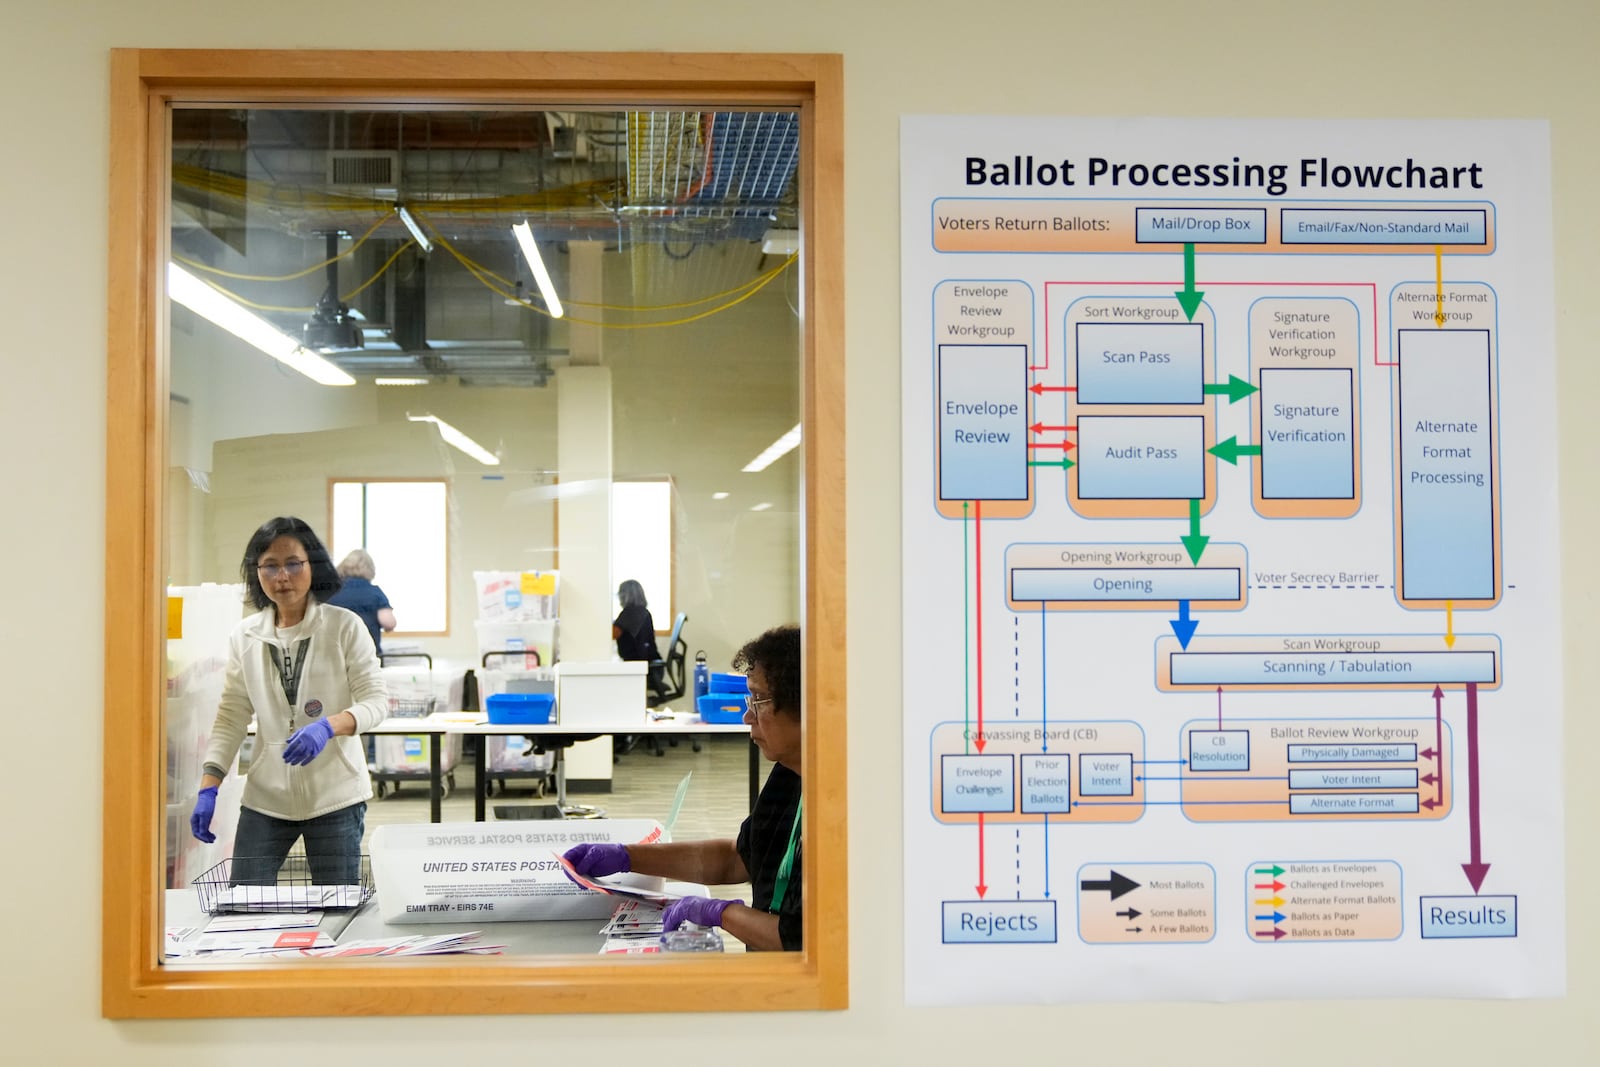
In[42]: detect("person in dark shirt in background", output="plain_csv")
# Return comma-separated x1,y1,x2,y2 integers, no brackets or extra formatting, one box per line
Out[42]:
612,578,663,698
326,549,396,654
564,625,804,951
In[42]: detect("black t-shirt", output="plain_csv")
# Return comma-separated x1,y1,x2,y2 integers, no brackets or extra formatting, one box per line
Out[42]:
613,604,663,693
735,762,803,951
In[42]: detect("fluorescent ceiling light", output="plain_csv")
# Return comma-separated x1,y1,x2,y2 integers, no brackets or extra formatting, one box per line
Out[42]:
395,205,433,254
375,377,428,386
511,221,564,318
167,262,354,386
742,424,802,473
751,502,773,512
407,413,500,466
712,491,730,500
761,228,800,256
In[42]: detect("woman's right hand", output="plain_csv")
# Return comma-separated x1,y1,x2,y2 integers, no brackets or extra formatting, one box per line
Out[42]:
563,842,630,877
190,786,218,843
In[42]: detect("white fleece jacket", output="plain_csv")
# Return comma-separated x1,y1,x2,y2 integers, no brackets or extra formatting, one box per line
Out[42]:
203,597,390,820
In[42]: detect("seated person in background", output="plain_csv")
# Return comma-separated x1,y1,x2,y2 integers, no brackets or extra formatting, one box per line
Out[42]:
565,625,803,951
325,548,396,654
612,578,663,698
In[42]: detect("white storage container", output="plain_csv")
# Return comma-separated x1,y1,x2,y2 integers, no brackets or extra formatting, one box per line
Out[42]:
475,618,558,670
555,660,648,730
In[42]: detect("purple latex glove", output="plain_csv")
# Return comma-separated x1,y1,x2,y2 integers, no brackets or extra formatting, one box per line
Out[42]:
190,786,218,843
662,895,742,932
283,717,336,765
562,842,631,878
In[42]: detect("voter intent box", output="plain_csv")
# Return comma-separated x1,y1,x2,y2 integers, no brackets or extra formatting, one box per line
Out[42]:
371,819,665,923
555,660,648,729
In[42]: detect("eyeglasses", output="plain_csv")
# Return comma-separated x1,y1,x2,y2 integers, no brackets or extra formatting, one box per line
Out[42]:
747,693,775,713
256,559,308,579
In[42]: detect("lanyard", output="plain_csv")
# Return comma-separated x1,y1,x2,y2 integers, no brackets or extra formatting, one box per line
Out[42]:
770,796,803,911
268,639,309,722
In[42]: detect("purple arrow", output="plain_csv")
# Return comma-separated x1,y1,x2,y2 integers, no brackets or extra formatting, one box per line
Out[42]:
1254,928,1287,941
1461,682,1491,893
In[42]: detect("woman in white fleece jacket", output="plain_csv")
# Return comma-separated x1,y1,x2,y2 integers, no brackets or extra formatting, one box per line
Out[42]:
190,517,390,885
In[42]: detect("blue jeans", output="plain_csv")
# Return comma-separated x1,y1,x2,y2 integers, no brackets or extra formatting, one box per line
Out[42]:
231,802,366,886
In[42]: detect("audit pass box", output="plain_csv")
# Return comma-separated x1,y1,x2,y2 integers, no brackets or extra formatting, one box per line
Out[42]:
553,660,648,729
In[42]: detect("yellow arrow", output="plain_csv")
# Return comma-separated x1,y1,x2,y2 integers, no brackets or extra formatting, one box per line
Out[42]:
1254,896,1286,908
1444,600,1456,648
1434,246,1446,327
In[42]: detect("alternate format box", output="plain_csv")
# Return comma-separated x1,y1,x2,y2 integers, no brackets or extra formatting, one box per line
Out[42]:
1289,793,1420,815
1259,367,1355,499
1397,329,1495,601
940,754,1015,813
1076,415,1206,500
1075,323,1203,404
942,899,1058,944
938,344,1028,502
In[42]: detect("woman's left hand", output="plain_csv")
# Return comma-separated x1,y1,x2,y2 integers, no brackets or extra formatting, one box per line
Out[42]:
662,895,741,931
283,718,335,765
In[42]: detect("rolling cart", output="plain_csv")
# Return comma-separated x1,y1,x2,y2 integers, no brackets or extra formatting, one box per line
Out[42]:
478,651,556,799
371,652,459,800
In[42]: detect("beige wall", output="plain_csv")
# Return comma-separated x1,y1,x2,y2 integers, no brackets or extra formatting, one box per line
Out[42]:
3,1,1596,1062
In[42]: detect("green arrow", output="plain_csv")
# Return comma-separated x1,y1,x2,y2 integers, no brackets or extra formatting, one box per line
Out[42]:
1209,436,1262,466
962,501,971,755
1181,497,1209,564
1027,457,1076,470
1202,374,1258,404
1254,865,1286,876
1175,243,1205,320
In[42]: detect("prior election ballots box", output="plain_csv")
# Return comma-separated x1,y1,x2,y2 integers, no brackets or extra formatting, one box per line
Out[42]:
370,819,666,922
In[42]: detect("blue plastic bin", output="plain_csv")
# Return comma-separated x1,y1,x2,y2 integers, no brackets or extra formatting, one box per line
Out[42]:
709,672,748,693
697,693,748,724
485,692,555,724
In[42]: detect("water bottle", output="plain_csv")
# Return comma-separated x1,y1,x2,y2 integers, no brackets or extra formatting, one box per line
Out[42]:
693,650,710,701
660,922,724,952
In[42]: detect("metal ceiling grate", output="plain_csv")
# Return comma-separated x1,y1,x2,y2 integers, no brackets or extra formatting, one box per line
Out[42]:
626,111,798,213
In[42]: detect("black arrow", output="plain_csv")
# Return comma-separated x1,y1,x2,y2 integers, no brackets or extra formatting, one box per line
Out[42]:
1079,870,1140,900
1125,926,1143,933
1116,907,1142,920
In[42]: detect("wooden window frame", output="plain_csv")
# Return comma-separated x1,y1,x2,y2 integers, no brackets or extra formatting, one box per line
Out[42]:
104,48,845,1018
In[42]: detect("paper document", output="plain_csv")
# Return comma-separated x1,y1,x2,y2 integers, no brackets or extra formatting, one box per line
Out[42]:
212,883,368,912
554,852,683,904
203,911,322,933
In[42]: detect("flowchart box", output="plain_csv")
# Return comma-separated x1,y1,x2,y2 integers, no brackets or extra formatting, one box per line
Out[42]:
1076,415,1206,500
1075,322,1204,404
1020,754,1072,813
1259,367,1355,499
940,754,1015,813
1078,753,1134,796
1189,730,1250,771
942,900,1058,944
1419,895,1517,939
938,343,1028,502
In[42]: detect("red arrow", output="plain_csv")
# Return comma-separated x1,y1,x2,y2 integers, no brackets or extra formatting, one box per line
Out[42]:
1461,682,1491,893
1253,880,1285,892
975,813,988,898
974,500,985,753
1028,422,1078,434
1028,383,1076,394
1027,441,1077,452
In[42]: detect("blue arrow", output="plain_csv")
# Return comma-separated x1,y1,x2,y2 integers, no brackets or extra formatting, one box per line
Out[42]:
1255,911,1287,923
1075,799,1291,807
1169,599,1198,649
1132,759,1188,765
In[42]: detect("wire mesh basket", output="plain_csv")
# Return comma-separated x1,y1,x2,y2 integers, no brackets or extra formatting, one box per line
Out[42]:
389,696,437,718
193,854,375,914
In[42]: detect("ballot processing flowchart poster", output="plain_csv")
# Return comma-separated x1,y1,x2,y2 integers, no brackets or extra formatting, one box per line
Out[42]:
899,117,1563,1004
